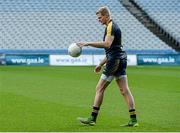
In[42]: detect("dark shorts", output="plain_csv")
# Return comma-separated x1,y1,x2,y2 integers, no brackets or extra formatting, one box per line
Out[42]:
103,58,127,77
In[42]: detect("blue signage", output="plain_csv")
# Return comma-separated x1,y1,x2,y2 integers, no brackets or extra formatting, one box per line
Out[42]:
6,55,49,66
137,54,180,65
0,54,6,65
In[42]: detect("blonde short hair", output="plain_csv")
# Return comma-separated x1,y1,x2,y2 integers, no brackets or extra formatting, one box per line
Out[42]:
96,6,111,17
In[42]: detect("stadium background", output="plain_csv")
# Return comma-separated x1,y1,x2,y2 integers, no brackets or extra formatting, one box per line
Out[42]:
0,0,180,66
0,0,180,132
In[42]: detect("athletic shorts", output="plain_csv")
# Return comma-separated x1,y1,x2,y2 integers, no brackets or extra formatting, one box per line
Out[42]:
101,58,127,82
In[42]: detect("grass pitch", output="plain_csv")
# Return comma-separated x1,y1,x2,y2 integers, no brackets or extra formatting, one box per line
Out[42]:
0,66,180,132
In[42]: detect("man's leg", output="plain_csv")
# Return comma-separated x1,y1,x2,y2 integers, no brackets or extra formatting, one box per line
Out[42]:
78,74,112,125
116,76,139,127
116,76,135,110
93,75,112,108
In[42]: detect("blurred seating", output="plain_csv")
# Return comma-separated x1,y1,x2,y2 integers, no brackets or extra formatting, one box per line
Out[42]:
134,0,180,44
0,0,171,50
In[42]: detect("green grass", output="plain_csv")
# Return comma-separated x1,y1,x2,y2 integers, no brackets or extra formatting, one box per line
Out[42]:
0,66,180,132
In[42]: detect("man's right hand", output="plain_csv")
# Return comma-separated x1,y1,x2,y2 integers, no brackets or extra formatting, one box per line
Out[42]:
94,65,102,73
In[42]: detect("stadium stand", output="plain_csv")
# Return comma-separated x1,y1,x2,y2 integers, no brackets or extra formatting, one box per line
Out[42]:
0,0,176,54
134,0,180,47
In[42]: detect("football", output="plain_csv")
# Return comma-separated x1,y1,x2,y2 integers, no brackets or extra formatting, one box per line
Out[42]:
68,43,82,57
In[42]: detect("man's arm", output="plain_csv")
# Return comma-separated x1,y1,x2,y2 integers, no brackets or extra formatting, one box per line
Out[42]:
94,56,107,73
78,35,114,49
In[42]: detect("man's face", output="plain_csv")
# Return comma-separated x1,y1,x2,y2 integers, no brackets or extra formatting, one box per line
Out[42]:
96,13,108,25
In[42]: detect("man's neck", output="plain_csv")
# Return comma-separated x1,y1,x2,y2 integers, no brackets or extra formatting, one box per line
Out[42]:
105,18,112,26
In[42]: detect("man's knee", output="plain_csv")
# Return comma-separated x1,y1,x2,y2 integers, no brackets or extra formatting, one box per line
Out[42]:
120,87,129,96
120,89,125,96
96,85,105,94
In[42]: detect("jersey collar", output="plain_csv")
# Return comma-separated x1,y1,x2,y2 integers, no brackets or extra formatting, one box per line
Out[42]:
106,19,112,26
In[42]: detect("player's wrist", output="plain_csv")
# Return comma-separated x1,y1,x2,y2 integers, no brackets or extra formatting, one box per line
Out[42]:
85,42,89,46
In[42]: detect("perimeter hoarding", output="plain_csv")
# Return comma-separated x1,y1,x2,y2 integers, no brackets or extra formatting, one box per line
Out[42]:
5,55,49,66
137,54,180,65
50,55,93,66
0,54,6,65
50,55,137,66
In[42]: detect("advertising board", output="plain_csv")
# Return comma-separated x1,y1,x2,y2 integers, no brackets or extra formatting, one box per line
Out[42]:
6,55,49,66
